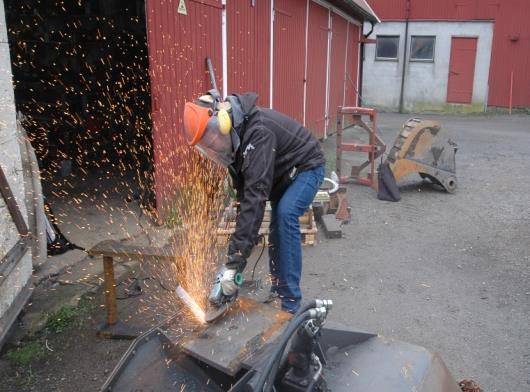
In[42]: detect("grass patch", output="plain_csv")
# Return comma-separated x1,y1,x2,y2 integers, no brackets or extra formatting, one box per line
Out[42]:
5,342,43,366
17,367,36,388
45,305,79,334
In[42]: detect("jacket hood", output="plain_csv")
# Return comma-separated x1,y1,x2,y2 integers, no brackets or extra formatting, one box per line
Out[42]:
232,92,258,114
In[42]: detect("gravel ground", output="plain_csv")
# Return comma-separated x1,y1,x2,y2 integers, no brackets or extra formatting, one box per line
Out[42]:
0,113,528,391
301,113,530,391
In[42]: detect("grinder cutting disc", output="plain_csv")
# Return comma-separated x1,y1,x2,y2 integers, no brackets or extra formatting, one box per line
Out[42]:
205,302,230,323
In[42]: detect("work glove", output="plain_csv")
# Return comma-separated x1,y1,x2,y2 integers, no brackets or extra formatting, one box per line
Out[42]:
219,267,238,296
208,253,247,306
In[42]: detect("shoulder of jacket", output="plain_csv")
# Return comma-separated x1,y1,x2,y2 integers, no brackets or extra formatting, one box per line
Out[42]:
243,114,274,140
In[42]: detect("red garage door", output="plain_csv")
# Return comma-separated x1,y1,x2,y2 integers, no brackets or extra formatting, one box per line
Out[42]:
447,37,477,104
227,0,270,106
328,14,348,133
344,23,360,107
146,0,223,213
273,0,306,122
305,2,329,138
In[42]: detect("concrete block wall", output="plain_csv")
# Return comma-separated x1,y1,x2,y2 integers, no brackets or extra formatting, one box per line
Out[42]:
362,21,494,112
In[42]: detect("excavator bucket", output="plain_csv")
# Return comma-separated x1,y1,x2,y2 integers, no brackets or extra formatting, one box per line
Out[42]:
100,297,462,391
386,118,458,192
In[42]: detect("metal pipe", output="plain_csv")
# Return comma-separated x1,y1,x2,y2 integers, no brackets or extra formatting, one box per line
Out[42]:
359,21,374,107
322,177,339,194
398,0,411,113
206,57,218,92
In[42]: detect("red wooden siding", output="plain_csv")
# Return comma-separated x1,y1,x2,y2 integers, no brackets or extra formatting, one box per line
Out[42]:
146,0,223,212
344,23,360,107
487,0,530,107
369,0,530,107
305,2,329,139
227,0,271,106
447,37,477,104
368,0,494,21
146,0,367,212
273,0,306,122
328,13,348,131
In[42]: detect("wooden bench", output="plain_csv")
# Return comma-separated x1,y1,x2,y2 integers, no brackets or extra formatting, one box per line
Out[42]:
88,240,181,337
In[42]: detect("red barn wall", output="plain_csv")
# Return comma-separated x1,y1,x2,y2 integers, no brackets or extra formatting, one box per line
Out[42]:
328,14,348,130
227,0,271,107
146,0,223,211
344,23,360,107
273,0,307,123
369,0,530,108
146,0,365,213
305,2,330,138
487,0,530,108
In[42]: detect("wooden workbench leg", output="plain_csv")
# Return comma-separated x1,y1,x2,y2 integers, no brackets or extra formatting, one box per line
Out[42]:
103,256,118,325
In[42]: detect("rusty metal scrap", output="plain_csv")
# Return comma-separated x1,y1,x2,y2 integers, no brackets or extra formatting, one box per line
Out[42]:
386,118,458,193
336,107,386,189
458,379,483,392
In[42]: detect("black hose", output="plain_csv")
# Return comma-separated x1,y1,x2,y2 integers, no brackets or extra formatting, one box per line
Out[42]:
246,310,315,392
294,300,318,317
250,235,266,282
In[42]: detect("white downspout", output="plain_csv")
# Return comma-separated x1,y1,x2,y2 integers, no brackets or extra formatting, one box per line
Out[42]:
302,0,309,126
221,0,228,97
357,24,361,106
342,21,349,108
269,0,274,108
324,10,332,138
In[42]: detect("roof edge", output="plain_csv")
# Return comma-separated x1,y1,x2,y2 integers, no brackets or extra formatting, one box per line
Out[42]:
323,0,380,23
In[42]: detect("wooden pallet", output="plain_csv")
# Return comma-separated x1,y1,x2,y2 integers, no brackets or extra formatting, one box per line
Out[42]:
216,202,317,246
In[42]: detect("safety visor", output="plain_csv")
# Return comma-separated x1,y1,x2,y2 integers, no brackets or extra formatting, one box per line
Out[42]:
183,102,210,146
183,102,233,167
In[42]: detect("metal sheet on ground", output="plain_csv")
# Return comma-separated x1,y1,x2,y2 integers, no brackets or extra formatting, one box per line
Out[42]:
324,334,460,392
101,330,224,392
180,297,292,376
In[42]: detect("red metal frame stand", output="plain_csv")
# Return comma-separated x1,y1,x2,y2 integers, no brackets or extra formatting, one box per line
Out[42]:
335,107,386,189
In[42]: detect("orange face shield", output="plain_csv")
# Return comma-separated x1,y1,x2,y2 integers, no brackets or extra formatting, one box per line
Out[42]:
183,101,234,167
183,102,211,146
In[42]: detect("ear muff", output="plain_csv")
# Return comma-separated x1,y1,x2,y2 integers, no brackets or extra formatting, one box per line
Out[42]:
217,109,232,135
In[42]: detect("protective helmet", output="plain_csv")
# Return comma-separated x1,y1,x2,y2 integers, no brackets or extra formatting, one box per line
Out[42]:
183,91,233,167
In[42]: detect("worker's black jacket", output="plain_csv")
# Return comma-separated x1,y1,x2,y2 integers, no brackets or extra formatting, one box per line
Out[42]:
228,93,325,257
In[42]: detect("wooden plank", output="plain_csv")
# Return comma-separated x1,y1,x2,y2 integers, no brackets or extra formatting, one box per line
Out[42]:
103,256,118,325
217,226,316,235
0,237,31,287
217,205,316,246
88,240,180,262
0,280,32,349
0,164,29,236
217,227,317,245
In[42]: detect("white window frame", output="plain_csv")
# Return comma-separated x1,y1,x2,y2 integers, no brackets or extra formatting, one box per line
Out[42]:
410,35,436,62
375,35,400,61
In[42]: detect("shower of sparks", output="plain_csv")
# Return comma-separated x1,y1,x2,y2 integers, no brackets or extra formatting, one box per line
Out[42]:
4,0,227,329
175,285,206,324
145,146,226,322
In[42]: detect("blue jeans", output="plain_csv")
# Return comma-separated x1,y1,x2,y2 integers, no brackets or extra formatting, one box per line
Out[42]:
268,165,325,312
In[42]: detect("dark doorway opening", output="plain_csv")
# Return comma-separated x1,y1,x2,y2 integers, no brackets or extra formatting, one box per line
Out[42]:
5,0,154,212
